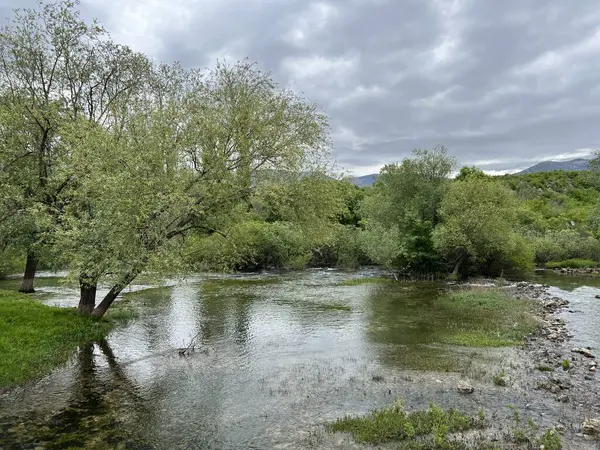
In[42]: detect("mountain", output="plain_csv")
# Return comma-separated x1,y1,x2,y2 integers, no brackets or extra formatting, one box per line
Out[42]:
350,174,378,187
518,158,591,174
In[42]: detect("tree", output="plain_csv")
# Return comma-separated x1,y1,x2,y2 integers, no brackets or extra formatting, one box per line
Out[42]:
360,145,456,274
432,177,531,277
0,0,149,292
54,60,330,317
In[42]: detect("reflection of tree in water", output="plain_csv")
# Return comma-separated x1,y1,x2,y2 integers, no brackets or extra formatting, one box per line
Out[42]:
0,340,153,450
199,286,254,346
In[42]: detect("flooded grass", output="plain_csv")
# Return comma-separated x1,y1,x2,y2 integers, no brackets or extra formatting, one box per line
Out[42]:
338,277,393,286
0,290,119,387
437,288,540,347
313,302,352,312
328,398,480,446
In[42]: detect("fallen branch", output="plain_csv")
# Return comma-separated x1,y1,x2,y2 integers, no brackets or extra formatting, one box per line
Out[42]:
178,332,201,356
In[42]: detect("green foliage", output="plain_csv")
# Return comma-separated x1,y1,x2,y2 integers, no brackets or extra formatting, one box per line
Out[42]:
0,290,115,386
545,259,599,269
433,177,531,276
530,230,600,265
561,359,571,371
360,145,456,273
328,399,475,445
187,220,312,271
502,171,599,234
454,166,490,182
537,429,563,450
493,371,507,386
0,247,23,278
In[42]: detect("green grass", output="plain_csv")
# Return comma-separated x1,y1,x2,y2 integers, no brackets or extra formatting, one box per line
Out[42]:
437,288,540,347
538,429,563,450
0,290,118,387
328,400,480,447
561,359,571,371
338,277,392,286
545,259,599,269
536,364,553,372
493,371,507,387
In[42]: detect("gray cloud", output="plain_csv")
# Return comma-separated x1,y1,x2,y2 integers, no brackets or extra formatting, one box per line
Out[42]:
2,0,600,174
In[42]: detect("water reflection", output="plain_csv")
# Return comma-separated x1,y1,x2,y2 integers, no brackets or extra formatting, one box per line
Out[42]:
0,339,151,449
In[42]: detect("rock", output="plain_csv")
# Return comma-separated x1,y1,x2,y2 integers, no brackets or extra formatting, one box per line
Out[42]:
572,347,595,359
585,375,594,380
595,295,600,299
555,424,566,434
457,381,474,394
557,394,569,403
581,418,600,437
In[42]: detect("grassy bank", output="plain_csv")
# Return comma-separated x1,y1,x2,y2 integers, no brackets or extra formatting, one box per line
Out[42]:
0,290,117,387
437,288,540,347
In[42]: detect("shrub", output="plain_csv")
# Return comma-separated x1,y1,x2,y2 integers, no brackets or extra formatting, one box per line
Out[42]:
545,259,599,269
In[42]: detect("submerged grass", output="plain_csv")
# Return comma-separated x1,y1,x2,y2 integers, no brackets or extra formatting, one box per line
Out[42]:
0,290,120,387
314,302,352,312
338,277,393,287
437,288,540,347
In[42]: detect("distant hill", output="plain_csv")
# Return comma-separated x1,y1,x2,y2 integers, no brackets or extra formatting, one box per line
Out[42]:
518,158,591,174
349,157,593,187
350,174,378,187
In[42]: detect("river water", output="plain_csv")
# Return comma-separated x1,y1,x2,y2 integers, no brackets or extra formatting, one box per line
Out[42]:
0,269,598,449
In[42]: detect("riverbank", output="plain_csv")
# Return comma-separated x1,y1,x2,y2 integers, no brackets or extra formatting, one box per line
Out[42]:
0,290,122,388
321,281,600,449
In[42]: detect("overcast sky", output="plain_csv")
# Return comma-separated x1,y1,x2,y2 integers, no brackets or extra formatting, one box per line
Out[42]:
2,0,600,175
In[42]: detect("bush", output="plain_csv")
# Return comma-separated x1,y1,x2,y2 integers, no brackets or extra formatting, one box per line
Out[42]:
311,225,368,268
545,259,599,269
0,248,24,279
186,220,312,271
531,230,600,264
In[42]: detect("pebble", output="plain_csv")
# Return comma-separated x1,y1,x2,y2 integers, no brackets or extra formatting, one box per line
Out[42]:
457,381,474,394
572,347,595,359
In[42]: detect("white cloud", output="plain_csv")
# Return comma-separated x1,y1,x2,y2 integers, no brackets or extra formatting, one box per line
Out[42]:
331,85,386,108
281,54,359,82
283,2,340,47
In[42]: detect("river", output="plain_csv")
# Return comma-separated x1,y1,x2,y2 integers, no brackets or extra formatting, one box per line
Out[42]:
0,269,598,449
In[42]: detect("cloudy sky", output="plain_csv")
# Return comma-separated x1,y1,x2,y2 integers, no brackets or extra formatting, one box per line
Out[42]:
2,0,600,175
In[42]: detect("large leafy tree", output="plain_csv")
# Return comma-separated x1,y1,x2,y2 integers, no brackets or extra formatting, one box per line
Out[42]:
360,145,456,274
0,0,149,292
432,175,532,276
55,60,330,317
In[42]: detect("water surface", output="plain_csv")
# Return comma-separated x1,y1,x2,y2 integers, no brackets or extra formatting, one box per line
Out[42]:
1,269,599,449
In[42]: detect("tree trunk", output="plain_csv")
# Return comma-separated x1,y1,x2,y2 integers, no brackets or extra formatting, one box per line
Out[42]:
78,278,97,315
91,268,140,318
19,250,38,293
452,254,465,278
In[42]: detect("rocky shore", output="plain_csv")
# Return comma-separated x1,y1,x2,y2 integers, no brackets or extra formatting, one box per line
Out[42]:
551,267,600,275
511,282,600,445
